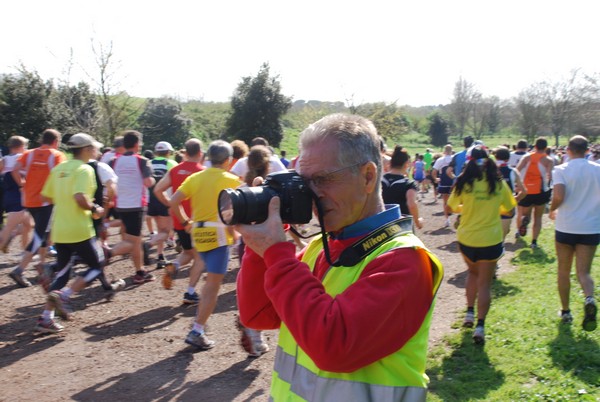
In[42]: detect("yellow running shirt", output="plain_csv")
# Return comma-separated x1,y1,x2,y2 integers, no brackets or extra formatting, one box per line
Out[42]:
178,167,241,252
41,159,96,243
448,178,516,247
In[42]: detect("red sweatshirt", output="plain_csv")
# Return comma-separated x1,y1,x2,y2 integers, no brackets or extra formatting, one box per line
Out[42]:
237,236,434,373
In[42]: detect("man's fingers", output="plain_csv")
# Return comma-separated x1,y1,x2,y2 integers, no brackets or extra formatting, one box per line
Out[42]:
269,196,281,216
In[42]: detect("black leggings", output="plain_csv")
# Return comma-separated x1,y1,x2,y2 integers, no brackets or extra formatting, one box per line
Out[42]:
26,205,53,253
49,238,106,291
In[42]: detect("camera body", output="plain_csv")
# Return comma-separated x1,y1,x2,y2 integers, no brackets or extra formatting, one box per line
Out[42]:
218,171,313,225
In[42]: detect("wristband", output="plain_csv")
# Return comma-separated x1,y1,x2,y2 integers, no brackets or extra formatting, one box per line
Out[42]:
181,220,191,227
91,204,99,214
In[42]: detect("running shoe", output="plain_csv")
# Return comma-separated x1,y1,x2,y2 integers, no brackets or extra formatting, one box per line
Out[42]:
9,270,32,288
582,298,597,332
239,325,269,358
142,241,151,266
33,317,64,334
48,290,73,321
443,219,451,228
162,263,178,290
48,245,57,257
183,292,200,305
560,311,573,324
185,330,215,350
473,326,485,345
133,271,155,284
518,216,530,237
463,311,475,328
156,257,167,269
166,238,176,249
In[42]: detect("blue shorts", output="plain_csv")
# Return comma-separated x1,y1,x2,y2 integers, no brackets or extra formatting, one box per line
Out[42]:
199,245,230,275
555,231,600,247
459,242,504,263
438,185,452,195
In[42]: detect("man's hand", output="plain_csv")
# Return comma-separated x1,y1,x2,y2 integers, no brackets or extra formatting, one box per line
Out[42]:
549,209,557,220
235,196,287,258
92,206,105,220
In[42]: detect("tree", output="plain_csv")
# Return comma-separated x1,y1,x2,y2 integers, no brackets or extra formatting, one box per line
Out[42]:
90,40,142,143
427,112,451,147
542,70,584,146
356,102,410,144
225,63,292,147
449,77,476,139
515,84,549,143
51,81,100,136
0,68,54,145
137,98,192,149
468,95,500,139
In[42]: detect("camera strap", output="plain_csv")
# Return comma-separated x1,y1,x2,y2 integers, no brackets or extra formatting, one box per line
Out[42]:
332,216,414,267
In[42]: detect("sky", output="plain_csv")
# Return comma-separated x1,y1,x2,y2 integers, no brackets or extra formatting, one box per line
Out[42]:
2,0,599,106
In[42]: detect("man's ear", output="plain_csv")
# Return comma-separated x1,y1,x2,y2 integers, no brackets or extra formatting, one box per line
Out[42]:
362,161,378,194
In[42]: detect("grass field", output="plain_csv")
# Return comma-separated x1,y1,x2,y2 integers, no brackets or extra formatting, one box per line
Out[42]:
426,224,600,401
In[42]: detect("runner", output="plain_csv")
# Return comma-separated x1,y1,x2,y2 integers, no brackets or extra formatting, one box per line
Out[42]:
170,140,241,350
154,138,205,305
33,133,108,333
448,146,516,344
494,146,526,240
549,135,599,331
0,136,32,254
516,137,554,248
432,144,454,227
145,141,177,269
107,130,156,284
9,129,66,287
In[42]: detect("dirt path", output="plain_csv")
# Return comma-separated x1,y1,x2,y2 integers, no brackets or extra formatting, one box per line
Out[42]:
0,194,521,401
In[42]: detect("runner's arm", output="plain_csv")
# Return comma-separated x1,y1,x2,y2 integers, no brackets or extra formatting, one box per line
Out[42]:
11,160,24,187
169,190,191,231
153,175,173,207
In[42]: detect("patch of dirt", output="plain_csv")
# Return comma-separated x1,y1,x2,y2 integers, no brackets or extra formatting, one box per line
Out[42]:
0,194,521,401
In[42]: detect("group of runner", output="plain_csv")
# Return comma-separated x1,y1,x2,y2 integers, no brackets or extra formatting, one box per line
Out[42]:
1,129,597,350
390,136,598,342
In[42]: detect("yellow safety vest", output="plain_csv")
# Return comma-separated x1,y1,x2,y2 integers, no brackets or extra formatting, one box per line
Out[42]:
270,232,443,402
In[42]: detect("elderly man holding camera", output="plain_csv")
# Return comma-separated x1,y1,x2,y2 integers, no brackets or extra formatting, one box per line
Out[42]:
235,114,443,402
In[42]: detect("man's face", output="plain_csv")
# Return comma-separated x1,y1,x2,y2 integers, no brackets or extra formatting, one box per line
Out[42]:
298,138,373,233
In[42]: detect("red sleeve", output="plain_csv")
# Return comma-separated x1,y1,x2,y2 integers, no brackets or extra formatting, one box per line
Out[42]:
237,242,306,329
262,244,434,373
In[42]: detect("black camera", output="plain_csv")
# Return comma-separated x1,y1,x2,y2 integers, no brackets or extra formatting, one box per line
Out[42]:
218,171,314,225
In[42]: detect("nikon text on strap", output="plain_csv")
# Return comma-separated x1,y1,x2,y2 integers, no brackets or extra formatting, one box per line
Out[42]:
333,216,414,267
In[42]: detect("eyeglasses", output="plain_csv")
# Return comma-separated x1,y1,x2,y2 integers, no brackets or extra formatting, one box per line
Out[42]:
302,162,366,188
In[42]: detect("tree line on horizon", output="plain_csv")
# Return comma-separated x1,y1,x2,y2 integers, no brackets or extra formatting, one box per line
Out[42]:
2,48,600,152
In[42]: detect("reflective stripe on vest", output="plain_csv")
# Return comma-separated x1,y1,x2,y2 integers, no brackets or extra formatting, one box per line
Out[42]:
270,233,443,402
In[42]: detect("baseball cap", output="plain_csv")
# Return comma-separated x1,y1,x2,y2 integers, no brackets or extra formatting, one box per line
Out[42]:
67,133,103,149
155,141,174,152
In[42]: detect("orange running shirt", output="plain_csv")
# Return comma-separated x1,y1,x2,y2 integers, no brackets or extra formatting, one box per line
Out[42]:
520,152,550,195
19,147,67,207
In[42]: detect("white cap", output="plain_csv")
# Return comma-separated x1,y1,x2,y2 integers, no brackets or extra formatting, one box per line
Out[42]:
155,141,174,152
67,133,103,149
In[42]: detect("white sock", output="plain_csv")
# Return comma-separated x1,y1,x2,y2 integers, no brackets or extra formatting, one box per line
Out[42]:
192,323,204,334
42,310,54,321
187,286,195,295
62,288,74,298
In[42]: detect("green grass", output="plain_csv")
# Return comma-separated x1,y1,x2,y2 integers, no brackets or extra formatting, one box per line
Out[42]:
427,224,600,401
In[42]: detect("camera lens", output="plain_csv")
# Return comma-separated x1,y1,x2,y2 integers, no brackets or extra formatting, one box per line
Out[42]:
218,187,275,225
218,188,242,225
